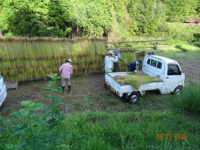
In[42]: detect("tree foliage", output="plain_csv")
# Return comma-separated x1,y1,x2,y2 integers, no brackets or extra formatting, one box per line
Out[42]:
0,0,199,37
127,0,167,35
162,0,199,22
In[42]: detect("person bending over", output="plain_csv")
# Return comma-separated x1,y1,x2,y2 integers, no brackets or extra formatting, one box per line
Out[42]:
127,60,142,72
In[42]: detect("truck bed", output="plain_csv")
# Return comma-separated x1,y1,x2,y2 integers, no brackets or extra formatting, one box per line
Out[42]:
105,72,163,97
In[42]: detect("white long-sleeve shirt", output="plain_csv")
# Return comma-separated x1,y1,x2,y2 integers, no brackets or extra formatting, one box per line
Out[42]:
105,56,118,69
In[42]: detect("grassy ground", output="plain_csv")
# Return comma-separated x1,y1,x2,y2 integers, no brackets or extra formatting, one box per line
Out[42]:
0,42,200,149
159,43,200,60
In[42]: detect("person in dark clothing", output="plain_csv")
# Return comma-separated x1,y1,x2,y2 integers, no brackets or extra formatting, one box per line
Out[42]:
112,48,121,72
128,60,142,72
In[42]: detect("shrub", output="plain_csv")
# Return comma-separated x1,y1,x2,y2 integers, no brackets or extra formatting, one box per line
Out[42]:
175,45,188,52
171,81,200,115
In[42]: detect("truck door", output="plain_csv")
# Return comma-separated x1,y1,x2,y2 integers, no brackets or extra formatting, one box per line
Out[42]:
162,64,183,93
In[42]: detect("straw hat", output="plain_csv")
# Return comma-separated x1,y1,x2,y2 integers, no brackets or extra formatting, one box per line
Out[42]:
107,50,114,55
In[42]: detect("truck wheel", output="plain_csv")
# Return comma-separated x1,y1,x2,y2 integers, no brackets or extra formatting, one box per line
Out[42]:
173,86,183,95
128,92,139,103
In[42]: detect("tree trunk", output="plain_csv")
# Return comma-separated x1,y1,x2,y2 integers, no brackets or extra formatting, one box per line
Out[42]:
76,26,79,36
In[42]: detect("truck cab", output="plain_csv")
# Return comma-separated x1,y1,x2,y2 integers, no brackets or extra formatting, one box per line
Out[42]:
0,76,7,106
142,55,185,94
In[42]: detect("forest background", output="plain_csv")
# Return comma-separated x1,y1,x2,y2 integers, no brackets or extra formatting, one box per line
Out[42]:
0,0,200,41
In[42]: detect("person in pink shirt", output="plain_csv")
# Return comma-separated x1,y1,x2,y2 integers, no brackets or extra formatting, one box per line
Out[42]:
59,59,73,93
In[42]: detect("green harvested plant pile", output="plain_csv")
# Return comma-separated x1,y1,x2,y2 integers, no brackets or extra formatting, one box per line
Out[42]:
113,72,161,89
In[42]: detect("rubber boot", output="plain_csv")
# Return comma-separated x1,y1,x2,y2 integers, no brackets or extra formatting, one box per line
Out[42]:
68,85,71,93
62,86,65,93
104,83,107,88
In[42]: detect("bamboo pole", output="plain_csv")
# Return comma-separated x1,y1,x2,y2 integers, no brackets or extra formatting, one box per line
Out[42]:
106,46,154,50
105,39,165,44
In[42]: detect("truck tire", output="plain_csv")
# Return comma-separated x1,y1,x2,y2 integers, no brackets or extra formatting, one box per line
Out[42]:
128,92,139,103
173,86,183,95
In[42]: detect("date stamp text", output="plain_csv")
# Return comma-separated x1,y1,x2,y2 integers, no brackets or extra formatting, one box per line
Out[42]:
156,134,187,140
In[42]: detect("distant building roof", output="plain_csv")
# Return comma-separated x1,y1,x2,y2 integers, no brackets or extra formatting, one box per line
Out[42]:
185,19,200,23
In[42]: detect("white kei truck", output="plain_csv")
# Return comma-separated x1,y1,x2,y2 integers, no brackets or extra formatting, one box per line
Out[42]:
0,76,7,107
105,54,185,103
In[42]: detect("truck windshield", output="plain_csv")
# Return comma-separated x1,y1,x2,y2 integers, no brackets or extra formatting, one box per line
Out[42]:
167,64,180,75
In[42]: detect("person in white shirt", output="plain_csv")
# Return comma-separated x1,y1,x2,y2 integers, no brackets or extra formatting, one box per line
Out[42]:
105,50,118,73
104,50,118,88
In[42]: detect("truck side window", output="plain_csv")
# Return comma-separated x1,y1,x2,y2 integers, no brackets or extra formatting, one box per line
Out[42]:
147,59,150,65
167,64,180,75
157,61,162,69
150,59,157,67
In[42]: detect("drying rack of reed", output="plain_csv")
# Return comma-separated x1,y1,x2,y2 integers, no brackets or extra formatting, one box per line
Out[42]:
0,37,141,82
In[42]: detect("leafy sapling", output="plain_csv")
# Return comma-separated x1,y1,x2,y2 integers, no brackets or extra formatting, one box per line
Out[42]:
11,101,45,150
42,74,65,147
11,73,65,150
42,74,64,129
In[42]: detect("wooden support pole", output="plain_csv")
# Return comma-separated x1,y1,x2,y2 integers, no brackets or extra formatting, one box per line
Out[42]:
106,46,154,50
105,39,165,44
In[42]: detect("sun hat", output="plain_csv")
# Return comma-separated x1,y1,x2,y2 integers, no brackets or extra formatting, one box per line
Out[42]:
107,50,114,55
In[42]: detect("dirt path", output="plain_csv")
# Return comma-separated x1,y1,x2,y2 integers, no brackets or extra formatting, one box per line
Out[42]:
179,60,200,81
0,74,107,114
1,60,200,115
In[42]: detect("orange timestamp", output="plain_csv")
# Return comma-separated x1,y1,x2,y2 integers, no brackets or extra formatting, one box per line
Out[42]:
156,134,187,140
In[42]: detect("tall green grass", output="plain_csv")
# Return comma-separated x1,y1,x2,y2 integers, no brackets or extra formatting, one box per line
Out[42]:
1,111,200,149
41,111,200,149
171,81,200,115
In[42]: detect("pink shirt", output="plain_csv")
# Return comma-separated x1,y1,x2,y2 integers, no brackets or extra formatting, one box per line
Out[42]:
59,62,73,78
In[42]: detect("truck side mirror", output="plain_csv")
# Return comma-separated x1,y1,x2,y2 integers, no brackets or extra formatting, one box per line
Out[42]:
178,71,182,75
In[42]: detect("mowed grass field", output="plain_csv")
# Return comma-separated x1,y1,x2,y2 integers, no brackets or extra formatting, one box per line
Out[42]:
0,42,200,150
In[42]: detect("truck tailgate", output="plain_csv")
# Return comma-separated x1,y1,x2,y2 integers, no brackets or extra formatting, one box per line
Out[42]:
105,72,136,97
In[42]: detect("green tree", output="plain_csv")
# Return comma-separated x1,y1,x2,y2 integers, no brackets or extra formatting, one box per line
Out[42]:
110,0,128,24
47,0,72,37
0,0,50,36
85,0,114,36
0,0,72,37
0,0,4,12
162,0,199,22
127,0,167,35
67,0,114,37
